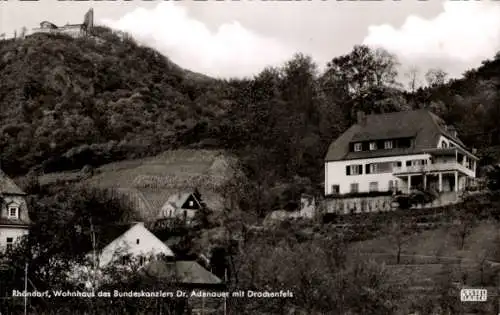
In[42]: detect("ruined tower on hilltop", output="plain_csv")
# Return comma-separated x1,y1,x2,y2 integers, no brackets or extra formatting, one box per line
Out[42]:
32,8,94,38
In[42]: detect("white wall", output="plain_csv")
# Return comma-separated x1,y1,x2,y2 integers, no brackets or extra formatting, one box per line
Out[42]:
437,135,477,175
99,223,174,267
0,227,28,251
160,204,197,222
325,154,430,195
437,135,461,149
0,195,29,252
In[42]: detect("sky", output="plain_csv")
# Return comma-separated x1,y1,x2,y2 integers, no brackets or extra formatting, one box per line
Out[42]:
2,0,500,83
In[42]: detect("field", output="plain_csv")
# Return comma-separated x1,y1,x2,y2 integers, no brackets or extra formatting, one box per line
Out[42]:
349,220,500,298
34,149,237,220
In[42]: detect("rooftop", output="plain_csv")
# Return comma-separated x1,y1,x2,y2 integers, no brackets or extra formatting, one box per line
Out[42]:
0,169,26,195
325,109,470,162
140,259,223,287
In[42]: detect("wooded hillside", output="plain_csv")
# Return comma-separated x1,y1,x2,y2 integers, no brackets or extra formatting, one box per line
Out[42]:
2,27,500,196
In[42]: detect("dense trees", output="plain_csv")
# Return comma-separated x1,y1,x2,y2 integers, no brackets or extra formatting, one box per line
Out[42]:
2,30,500,199
4,29,500,313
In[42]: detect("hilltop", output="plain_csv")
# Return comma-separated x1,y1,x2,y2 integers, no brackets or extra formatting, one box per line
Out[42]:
0,27,235,176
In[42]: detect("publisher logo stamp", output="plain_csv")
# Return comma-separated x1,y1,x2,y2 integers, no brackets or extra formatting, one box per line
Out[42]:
460,289,487,302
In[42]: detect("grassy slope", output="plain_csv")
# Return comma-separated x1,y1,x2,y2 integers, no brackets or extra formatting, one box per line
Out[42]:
34,149,237,220
351,220,500,293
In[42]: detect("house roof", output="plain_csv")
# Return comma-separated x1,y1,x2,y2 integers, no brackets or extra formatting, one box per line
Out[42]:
164,236,183,247
103,187,223,222
0,169,26,195
325,110,469,162
40,21,58,29
95,223,136,251
140,259,223,286
0,217,30,227
164,190,198,210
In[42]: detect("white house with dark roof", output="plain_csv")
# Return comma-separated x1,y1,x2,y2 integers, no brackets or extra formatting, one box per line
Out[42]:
324,110,479,213
0,169,30,252
157,189,204,224
68,222,175,289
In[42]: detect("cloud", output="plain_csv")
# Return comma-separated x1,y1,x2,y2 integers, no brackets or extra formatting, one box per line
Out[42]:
101,3,295,78
363,2,500,77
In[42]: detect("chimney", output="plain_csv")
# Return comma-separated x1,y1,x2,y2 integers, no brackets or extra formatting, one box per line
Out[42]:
356,111,366,126
447,125,457,137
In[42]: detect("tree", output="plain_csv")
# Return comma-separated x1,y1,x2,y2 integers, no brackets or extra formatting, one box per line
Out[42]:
425,68,448,87
385,215,416,264
451,202,478,250
322,45,402,123
486,164,500,191
404,66,420,93
323,45,400,97
20,26,27,39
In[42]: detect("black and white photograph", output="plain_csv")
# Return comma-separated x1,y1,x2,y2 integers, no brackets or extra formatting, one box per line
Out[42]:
1,0,500,314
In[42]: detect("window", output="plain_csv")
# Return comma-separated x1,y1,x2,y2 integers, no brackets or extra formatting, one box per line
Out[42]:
188,200,194,207
354,143,362,152
384,140,393,149
331,185,340,194
6,237,13,251
350,183,359,193
361,199,367,212
136,238,140,245
441,141,448,148
369,142,377,150
354,165,362,175
388,180,395,192
406,161,411,167
139,256,145,265
121,255,131,265
369,182,379,192
8,206,19,219
366,163,380,174
346,165,363,176
411,159,428,166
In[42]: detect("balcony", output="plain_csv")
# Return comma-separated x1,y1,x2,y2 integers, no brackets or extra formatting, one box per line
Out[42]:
392,162,475,178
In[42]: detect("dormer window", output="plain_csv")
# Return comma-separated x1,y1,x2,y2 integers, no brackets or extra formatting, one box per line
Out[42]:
8,205,19,219
369,142,377,151
354,143,362,152
384,140,393,149
441,141,448,148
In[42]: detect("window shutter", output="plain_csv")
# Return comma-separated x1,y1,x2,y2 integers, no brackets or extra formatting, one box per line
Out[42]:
346,166,350,175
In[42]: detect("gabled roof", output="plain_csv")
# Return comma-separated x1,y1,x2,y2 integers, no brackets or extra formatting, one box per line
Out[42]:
0,169,26,195
164,189,199,210
325,110,469,162
95,223,135,251
140,259,223,286
40,21,58,29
